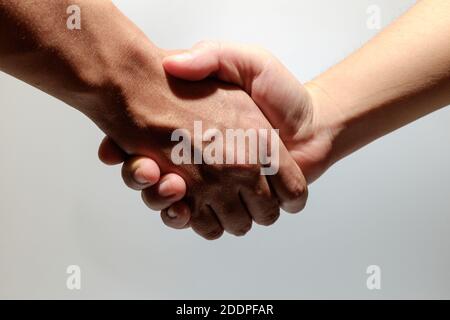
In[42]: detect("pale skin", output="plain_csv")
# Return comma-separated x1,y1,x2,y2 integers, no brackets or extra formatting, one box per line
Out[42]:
99,0,450,231
0,0,309,240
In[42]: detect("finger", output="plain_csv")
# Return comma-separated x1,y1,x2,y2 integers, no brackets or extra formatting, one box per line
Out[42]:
162,41,267,89
141,173,186,210
163,41,306,139
211,195,253,237
239,177,280,226
160,201,191,229
267,140,308,213
162,42,221,81
98,136,127,165
190,205,224,240
122,156,161,190
164,41,309,211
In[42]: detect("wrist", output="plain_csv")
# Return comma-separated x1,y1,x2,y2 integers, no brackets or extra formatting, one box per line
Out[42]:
303,80,349,169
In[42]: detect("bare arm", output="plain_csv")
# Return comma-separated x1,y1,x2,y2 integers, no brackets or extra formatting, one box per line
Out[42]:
0,0,161,129
308,0,450,166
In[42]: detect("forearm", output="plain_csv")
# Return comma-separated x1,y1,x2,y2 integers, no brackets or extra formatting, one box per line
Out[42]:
307,0,450,165
0,0,163,128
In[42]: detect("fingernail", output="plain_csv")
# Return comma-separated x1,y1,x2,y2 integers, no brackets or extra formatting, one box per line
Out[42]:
134,168,148,185
166,52,193,63
167,207,178,219
158,180,174,197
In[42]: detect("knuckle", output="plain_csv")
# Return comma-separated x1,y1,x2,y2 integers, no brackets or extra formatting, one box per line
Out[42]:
203,227,224,240
230,163,257,175
257,206,280,226
232,221,252,237
254,185,272,199
252,81,271,104
282,184,309,214
228,163,261,180
285,179,307,203
258,212,280,226
204,163,260,183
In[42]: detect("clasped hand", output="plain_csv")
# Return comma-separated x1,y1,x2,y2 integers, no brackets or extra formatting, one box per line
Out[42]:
99,41,337,240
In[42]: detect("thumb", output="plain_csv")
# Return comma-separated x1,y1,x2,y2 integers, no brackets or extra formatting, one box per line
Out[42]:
162,42,221,81
98,136,127,165
162,41,268,91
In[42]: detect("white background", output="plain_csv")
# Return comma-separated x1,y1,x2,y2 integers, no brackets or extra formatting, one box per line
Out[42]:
1,0,449,299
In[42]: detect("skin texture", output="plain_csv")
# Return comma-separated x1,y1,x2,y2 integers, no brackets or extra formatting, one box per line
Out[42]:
0,0,308,240
100,43,332,230
99,0,450,232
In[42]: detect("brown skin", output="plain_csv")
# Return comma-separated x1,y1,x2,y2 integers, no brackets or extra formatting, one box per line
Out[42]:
0,0,308,239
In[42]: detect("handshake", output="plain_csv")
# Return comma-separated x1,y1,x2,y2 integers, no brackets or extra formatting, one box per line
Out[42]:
97,41,335,240
1,0,448,241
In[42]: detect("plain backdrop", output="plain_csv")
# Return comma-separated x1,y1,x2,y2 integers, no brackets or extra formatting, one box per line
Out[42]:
1,0,449,299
